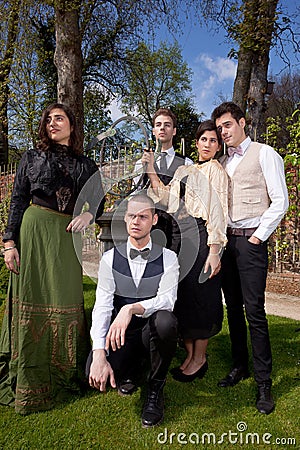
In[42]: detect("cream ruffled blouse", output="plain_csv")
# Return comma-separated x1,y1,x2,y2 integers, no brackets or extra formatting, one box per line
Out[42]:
147,159,228,247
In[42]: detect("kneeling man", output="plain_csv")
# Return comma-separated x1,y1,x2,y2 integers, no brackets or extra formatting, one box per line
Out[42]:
87,192,179,427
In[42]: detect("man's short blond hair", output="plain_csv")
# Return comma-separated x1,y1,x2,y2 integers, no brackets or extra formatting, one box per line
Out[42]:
127,192,156,216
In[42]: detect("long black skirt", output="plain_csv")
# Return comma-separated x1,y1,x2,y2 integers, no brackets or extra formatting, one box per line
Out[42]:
174,217,223,340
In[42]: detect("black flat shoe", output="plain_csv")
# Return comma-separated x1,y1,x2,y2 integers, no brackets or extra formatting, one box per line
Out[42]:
173,361,208,383
217,367,249,388
170,366,183,377
117,379,137,396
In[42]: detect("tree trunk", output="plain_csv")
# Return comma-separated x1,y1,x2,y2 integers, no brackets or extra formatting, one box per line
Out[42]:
0,0,21,164
54,3,84,149
232,47,253,113
232,0,279,139
248,51,270,141
248,0,278,140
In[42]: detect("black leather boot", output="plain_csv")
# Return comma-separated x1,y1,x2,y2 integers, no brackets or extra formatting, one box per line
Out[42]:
141,379,165,428
256,379,275,414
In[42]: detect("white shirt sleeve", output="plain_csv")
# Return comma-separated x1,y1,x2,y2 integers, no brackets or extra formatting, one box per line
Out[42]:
90,249,115,350
184,156,194,166
253,145,289,242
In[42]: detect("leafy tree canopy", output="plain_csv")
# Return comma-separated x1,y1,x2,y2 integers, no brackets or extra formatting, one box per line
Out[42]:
120,41,193,126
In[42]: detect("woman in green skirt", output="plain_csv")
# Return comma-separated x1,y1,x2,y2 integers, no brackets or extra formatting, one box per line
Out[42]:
0,103,104,414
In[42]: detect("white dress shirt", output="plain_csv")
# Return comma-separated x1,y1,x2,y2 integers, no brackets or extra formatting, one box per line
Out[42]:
225,137,289,242
90,238,179,350
133,147,193,188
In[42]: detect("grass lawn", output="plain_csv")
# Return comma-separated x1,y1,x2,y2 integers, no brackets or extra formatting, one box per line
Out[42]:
0,276,299,450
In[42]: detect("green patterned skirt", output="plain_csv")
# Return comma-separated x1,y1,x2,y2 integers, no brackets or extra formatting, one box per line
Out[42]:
0,205,90,414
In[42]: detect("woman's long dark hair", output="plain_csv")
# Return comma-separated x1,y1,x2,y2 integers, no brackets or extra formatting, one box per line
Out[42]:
36,103,82,155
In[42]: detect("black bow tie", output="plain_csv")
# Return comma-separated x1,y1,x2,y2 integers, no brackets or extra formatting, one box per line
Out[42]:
129,248,150,260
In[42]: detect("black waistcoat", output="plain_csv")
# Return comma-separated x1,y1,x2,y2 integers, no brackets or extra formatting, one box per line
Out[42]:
142,153,185,188
112,243,164,330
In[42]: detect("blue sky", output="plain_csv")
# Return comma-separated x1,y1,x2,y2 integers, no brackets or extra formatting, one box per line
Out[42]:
177,24,238,118
157,0,299,119
110,1,299,121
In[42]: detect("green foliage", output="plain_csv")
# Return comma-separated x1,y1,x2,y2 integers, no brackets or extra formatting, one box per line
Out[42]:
283,109,300,229
0,277,299,449
83,87,112,155
227,0,279,54
7,4,52,156
171,101,203,159
121,41,193,125
32,14,57,108
265,108,300,272
0,184,11,302
0,183,11,238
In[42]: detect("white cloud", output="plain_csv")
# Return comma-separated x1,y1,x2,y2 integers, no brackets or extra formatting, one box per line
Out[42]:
195,54,237,81
107,98,123,122
190,53,237,117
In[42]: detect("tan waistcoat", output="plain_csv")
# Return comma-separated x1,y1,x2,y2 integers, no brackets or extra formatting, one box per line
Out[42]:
221,142,270,222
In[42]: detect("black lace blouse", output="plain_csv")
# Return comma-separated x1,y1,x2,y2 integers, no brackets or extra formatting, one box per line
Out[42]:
3,144,105,242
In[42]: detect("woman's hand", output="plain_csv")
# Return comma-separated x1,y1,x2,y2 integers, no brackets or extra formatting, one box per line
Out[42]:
204,253,221,279
66,211,93,233
204,244,222,278
3,242,20,275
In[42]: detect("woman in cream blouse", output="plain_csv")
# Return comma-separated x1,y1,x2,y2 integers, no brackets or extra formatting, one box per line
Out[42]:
145,119,228,382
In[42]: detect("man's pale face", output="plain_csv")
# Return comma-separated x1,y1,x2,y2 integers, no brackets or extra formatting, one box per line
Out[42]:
152,114,176,149
215,112,246,148
125,200,158,244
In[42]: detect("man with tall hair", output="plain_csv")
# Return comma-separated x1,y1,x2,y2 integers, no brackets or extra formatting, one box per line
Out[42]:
87,192,179,427
134,108,193,253
211,101,289,414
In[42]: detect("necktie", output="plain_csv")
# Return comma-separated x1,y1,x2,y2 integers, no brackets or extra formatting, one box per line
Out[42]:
159,152,168,174
227,145,243,157
129,248,150,260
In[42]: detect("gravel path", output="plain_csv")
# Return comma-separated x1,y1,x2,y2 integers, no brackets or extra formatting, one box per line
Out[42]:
265,292,300,321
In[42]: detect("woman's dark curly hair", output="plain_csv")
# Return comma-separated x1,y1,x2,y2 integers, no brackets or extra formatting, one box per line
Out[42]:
36,103,82,155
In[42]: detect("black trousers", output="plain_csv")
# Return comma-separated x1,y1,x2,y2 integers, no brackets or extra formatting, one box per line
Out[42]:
221,235,272,383
87,310,178,383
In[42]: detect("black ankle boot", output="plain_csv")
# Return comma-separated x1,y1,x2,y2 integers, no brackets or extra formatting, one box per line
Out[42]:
141,379,165,428
256,379,275,414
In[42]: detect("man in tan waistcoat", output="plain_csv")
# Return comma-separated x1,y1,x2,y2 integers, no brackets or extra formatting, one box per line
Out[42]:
211,102,289,414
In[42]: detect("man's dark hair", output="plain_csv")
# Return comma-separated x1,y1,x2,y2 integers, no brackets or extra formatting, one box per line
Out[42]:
152,108,177,128
211,102,245,124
